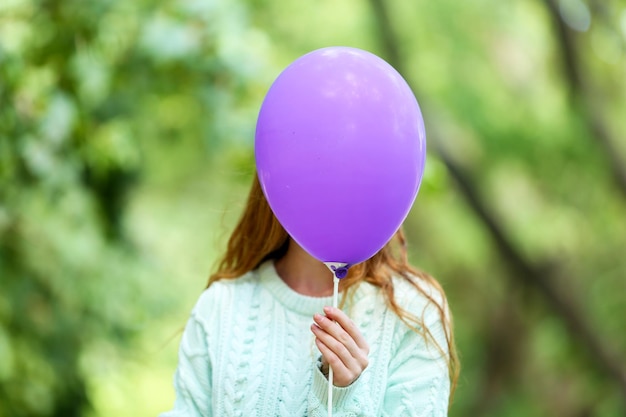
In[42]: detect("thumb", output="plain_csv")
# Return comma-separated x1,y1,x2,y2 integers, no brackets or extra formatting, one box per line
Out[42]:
319,357,330,377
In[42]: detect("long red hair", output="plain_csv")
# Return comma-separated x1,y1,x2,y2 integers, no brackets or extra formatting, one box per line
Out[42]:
208,175,460,401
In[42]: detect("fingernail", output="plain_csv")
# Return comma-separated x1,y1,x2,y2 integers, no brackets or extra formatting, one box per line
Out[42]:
324,306,332,314
314,314,323,322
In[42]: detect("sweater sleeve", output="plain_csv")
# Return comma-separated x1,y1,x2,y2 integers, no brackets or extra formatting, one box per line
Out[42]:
160,313,212,417
381,301,451,417
307,357,373,417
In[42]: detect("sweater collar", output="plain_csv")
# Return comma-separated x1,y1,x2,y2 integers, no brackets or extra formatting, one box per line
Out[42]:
257,260,333,316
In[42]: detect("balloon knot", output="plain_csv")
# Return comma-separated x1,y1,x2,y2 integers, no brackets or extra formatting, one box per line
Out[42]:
331,265,349,279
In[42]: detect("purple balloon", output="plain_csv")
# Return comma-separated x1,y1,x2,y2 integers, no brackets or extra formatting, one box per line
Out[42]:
255,47,426,265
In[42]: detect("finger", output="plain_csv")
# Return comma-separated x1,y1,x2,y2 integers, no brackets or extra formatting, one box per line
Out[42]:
313,313,362,360
314,337,357,387
314,336,348,374
311,322,360,371
323,306,370,353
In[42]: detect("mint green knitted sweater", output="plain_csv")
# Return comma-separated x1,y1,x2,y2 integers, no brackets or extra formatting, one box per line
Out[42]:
161,261,450,416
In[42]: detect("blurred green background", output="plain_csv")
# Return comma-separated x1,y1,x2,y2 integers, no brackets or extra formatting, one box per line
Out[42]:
1,0,625,416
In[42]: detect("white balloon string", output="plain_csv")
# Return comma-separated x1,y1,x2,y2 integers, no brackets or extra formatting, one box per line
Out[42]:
328,275,339,417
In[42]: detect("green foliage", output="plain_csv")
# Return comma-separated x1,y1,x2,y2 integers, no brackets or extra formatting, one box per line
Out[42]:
0,0,264,415
1,0,625,416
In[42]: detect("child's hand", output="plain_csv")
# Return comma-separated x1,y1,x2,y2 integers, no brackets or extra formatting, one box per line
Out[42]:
311,306,370,387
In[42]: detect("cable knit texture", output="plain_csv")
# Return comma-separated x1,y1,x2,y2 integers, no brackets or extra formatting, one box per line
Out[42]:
161,261,450,417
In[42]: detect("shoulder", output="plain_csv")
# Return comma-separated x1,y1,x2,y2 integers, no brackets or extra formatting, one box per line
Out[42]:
350,271,448,331
393,273,448,324
191,270,258,321
356,271,450,346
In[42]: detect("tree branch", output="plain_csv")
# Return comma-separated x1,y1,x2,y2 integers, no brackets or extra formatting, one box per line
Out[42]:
543,0,626,199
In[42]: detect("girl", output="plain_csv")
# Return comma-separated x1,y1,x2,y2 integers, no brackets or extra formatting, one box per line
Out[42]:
161,176,459,416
